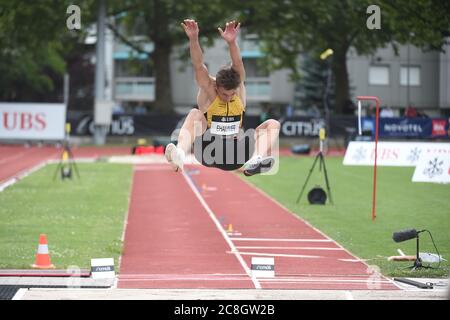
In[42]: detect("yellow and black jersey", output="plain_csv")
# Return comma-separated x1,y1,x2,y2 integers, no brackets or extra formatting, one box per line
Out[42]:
204,95,245,136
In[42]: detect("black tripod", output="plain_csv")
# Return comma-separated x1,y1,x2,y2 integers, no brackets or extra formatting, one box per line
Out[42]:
296,132,333,205
53,143,80,181
53,134,80,181
407,233,432,271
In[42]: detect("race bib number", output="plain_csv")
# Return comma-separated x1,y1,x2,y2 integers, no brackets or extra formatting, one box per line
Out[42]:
210,115,241,136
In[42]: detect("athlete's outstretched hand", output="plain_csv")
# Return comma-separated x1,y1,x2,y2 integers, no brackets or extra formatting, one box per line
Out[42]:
218,20,240,44
182,19,199,40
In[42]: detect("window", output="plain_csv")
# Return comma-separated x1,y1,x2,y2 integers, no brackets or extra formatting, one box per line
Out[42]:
369,65,390,85
400,66,421,86
115,60,153,77
243,58,269,77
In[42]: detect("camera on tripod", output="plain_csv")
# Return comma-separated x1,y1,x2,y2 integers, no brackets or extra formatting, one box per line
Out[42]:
296,128,333,205
53,123,80,181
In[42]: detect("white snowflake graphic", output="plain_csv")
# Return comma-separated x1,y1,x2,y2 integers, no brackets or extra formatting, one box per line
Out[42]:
407,147,421,164
353,147,367,162
423,157,444,178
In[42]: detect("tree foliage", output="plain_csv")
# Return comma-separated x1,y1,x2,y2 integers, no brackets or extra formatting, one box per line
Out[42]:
0,0,96,101
295,54,336,113
109,0,239,113
238,0,450,113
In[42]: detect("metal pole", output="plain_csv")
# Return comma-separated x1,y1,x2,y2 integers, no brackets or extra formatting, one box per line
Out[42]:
407,43,410,108
64,73,70,108
357,96,380,222
320,49,334,151
94,0,107,145
324,60,332,136
95,0,106,102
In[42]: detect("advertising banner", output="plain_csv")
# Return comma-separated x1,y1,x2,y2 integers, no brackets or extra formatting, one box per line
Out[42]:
412,152,450,184
344,141,450,167
0,103,66,140
362,117,450,138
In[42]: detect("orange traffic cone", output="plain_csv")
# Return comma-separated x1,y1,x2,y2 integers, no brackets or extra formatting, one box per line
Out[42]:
226,224,233,233
32,234,55,269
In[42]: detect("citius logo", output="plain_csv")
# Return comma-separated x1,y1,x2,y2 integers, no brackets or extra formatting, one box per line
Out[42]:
76,115,135,136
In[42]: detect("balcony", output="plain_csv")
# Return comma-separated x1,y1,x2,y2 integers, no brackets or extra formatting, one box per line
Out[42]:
115,77,155,102
240,34,264,58
245,77,271,102
114,38,153,60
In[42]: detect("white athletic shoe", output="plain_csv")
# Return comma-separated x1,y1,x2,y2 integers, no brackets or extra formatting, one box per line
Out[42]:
243,155,275,176
165,143,185,172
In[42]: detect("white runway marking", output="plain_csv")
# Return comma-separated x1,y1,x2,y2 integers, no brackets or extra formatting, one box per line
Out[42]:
182,171,261,289
12,288,28,300
230,237,333,242
258,278,392,284
231,251,322,259
339,259,366,262
235,246,344,251
0,160,50,192
134,165,173,171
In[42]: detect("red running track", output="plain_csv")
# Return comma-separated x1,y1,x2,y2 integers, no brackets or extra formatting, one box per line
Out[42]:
118,164,399,290
0,144,131,185
0,145,60,184
119,164,255,289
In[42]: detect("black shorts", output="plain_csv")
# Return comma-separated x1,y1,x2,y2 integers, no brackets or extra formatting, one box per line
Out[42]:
193,129,255,171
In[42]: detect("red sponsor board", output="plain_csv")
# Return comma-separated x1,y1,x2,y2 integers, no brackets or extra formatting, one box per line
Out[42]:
431,119,448,137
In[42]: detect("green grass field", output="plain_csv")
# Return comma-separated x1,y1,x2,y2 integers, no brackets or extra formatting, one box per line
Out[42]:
244,156,450,278
1,156,449,279
0,163,132,270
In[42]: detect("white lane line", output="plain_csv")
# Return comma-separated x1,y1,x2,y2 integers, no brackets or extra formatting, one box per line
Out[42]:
0,160,50,192
231,251,322,259
134,165,173,171
235,246,344,251
338,259,368,262
12,288,28,300
182,171,261,289
230,237,332,242
115,166,138,289
258,278,392,284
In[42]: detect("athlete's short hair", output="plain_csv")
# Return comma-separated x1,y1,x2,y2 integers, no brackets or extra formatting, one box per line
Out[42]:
216,66,241,90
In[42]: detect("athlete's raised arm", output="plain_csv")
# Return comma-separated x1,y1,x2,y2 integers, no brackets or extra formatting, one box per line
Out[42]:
181,19,212,89
218,21,246,82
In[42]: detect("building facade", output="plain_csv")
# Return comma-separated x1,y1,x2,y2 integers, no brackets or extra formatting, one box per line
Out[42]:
347,42,450,117
112,32,450,117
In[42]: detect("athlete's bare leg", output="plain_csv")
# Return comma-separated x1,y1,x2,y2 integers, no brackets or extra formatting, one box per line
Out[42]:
253,119,280,158
165,108,207,171
237,119,280,175
177,108,208,154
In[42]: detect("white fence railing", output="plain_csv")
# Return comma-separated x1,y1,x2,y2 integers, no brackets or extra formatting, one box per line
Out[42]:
245,77,271,101
115,77,271,102
115,77,155,101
